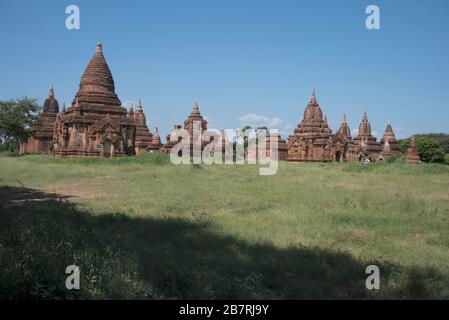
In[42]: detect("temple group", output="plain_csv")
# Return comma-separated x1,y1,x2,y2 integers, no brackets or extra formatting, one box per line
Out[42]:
20,43,421,164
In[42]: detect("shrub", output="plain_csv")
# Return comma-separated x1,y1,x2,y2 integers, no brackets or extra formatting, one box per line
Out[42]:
385,155,397,163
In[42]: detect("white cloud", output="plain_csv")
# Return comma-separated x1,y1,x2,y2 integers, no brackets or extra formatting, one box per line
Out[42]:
238,113,283,128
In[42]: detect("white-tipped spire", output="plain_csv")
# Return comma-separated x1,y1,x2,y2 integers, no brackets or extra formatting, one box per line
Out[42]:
96,42,103,53
49,81,54,98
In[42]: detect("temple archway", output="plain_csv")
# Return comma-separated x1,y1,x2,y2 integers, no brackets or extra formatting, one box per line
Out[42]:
335,151,342,162
103,141,112,158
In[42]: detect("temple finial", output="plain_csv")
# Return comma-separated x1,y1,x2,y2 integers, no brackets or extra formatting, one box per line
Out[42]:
312,88,316,97
49,81,54,98
193,97,199,110
363,111,368,121
96,42,102,53
137,98,143,111
342,113,347,124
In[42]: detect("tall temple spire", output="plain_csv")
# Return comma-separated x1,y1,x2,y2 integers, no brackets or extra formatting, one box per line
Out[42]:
73,43,121,110
342,113,347,125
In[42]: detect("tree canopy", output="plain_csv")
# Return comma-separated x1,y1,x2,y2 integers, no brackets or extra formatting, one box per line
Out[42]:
0,97,40,152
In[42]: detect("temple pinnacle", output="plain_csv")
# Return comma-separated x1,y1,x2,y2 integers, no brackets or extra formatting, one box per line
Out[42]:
49,81,54,98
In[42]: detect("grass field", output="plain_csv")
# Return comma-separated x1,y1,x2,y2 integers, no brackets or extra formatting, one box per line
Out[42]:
1,152,449,299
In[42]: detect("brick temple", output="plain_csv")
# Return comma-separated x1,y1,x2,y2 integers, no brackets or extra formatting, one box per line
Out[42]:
20,44,411,163
287,90,400,163
20,82,59,154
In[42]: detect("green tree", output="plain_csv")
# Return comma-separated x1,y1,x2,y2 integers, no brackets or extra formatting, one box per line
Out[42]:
445,154,449,165
0,97,40,152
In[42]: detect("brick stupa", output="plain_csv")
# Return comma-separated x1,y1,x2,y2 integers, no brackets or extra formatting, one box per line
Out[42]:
53,43,135,157
133,99,152,155
20,82,60,154
406,137,422,164
148,127,163,152
380,122,401,158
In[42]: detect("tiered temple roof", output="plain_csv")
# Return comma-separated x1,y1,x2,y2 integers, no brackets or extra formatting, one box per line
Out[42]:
133,99,152,155
353,112,382,160
380,122,401,157
288,89,334,162
148,127,163,152
53,43,135,157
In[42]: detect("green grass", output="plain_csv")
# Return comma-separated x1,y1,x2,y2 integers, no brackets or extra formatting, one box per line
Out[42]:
1,152,449,299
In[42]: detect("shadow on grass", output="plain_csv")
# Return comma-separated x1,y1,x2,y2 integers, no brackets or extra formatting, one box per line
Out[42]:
0,186,447,299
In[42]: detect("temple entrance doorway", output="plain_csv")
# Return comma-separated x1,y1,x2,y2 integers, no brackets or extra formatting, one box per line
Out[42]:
335,151,342,162
103,141,112,158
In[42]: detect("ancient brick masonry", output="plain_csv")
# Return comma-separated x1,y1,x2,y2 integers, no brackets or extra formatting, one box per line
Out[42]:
380,122,401,158
148,127,163,152
353,112,383,162
132,99,153,155
286,90,399,163
20,82,59,154
162,100,209,156
52,43,136,157
288,90,352,162
406,137,422,164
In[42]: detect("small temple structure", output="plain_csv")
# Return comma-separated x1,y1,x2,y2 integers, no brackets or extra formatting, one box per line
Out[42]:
20,82,59,154
329,113,356,162
406,137,422,164
353,112,383,162
248,132,288,161
380,122,401,158
132,99,152,155
162,100,210,156
288,89,338,162
148,127,163,152
52,43,136,157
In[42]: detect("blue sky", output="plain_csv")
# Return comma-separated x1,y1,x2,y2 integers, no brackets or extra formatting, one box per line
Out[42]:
1,0,448,139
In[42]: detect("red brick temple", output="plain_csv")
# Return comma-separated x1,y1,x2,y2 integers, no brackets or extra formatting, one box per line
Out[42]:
52,43,136,157
287,90,399,163
20,82,59,154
